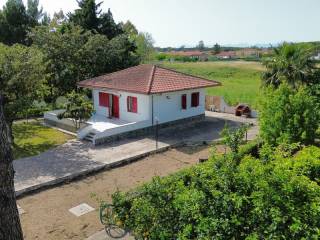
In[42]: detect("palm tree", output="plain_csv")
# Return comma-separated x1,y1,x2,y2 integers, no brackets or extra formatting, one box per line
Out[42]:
262,43,318,89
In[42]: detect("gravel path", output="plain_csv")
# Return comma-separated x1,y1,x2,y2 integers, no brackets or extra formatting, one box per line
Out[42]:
14,112,258,196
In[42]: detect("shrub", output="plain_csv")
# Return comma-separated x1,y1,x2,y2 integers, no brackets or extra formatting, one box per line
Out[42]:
258,84,320,146
110,146,320,239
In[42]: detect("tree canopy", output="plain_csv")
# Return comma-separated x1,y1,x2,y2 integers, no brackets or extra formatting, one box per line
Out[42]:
262,43,319,88
68,0,123,39
30,25,138,102
0,43,46,123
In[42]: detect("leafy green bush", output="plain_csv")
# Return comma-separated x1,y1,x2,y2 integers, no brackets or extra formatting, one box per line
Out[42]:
110,146,320,239
259,83,320,146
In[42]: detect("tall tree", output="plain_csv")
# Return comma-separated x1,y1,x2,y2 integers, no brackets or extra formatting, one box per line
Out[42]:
262,43,318,89
135,32,155,63
213,43,221,54
69,0,100,31
0,0,29,45
0,95,23,240
69,0,123,39
98,9,123,39
30,25,138,102
122,20,138,39
0,43,46,125
26,0,43,27
197,40,205,51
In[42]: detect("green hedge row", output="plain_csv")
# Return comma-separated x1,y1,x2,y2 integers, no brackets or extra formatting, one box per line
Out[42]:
110,146,320,239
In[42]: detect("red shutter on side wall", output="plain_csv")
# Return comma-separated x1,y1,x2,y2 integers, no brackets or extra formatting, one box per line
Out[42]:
191,92,199,107
196,92,199,106
182,94,187,109
99,92,109,107
132,97,138,113
127,96,130,112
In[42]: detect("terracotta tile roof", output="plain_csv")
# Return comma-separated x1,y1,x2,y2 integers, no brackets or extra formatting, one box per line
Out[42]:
78,64,220,94
168,51,207,57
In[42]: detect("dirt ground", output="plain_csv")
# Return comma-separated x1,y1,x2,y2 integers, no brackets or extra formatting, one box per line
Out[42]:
18,145,220,240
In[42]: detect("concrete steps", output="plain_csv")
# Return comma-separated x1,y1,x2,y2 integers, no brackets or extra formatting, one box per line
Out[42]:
84,132,96,142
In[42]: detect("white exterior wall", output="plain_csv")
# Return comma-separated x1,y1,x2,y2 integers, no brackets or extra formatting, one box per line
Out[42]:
92,88,205,125
152,88,205,124
92,89,151,123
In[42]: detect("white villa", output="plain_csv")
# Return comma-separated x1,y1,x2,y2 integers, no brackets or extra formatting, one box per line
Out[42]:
44,64,220,145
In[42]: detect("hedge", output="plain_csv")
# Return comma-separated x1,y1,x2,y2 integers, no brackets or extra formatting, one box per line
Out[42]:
110,146,320,239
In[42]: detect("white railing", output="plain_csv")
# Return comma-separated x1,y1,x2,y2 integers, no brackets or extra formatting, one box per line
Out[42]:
93,120,151,144
78,124,94,139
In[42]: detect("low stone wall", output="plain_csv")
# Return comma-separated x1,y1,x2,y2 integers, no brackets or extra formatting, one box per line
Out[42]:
44,119,77,133
94,114,205,145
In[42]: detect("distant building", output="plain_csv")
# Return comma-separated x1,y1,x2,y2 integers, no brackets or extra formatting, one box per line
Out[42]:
215,51,237,59
235,48,260,58
168,51,208,61
312,52,320,60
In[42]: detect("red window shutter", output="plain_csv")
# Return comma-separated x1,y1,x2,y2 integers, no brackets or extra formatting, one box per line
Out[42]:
127,96,130,112
181,94,187,109
99,92,109,107
132,97,137,113
191,92,199,107
127,96,138,113
196,92,199,106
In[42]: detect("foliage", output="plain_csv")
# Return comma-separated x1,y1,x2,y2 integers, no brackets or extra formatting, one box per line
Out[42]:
0,0,29,45
221,124,249,160
134,32,156,63
213,43,221,54
57,91,93,129
122,21,155,63
262,42,319,88
258,83,320,146
122,20,138,39
197,40,205,51
26,0,44,27
12,120,74,159
68,0,123,39
0,43,46,123
0,0,46,45
162,61,264,107
30,25,138,102
110,145,320,239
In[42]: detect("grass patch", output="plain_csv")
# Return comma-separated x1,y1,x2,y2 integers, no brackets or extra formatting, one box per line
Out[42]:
12,120,74,159
162,61,265,108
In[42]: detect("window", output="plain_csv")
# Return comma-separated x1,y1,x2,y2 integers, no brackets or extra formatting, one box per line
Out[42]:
127,96,137,113
191,92,200,107
99,92,109,107
181,94,187,109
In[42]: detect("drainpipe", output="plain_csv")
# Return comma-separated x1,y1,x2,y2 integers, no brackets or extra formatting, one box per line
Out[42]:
151,95,154,126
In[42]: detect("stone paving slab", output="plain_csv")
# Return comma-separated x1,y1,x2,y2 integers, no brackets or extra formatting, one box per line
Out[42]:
14,112,258,197
69,203,95,217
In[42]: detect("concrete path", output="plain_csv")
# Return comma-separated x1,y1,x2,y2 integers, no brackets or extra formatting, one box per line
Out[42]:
14,112,258,196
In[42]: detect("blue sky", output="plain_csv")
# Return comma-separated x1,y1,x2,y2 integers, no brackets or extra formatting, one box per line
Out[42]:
1,0,319,47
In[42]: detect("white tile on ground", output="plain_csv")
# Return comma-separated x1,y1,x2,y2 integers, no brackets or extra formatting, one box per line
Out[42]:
69,203,95,217
17,205,25,215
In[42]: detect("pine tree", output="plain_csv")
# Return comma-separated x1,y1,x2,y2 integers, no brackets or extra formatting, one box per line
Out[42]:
0,0,29,45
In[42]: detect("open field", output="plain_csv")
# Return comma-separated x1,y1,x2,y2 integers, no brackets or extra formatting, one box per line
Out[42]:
13,120,74,159
162,61,265,107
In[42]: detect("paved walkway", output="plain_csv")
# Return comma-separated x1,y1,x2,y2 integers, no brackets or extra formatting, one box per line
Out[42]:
14,112,258,196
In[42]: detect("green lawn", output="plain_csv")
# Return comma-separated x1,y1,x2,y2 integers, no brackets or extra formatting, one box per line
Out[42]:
162,61,265,107
12,120,74,159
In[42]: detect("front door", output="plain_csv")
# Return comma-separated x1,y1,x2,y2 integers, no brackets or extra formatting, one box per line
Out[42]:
112,95,119,118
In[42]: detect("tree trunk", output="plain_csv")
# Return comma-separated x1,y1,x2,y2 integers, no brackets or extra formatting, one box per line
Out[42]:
0,95,24,240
